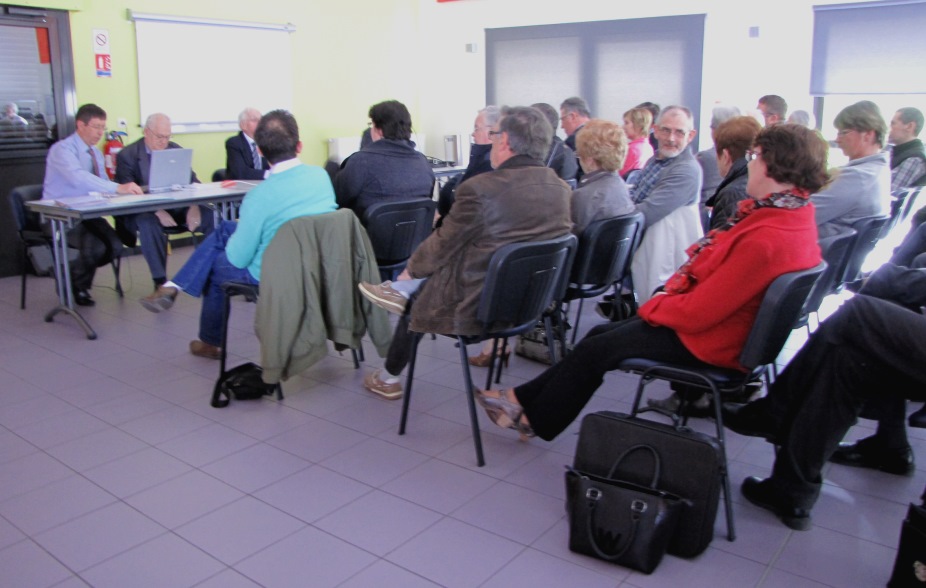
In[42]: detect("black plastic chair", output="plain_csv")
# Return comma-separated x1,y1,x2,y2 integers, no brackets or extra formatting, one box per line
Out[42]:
900,187,922,224
9,184,122,308
616,261,827,545
794,229,856,332
399,234,578,466
212,169,227,182
562,212,645,344
361,198,436,281
838,214,890,288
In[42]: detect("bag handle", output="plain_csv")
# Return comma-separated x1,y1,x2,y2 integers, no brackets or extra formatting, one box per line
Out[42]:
607,444,660,489
584,486,645,562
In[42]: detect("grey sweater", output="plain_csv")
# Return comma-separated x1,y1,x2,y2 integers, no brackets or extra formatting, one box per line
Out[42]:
632,148,703,230
813,151,891,238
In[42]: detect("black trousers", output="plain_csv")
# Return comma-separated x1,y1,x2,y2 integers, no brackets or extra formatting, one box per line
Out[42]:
514,317,705,441
758,295,926,509
384,288,423,377
67,219,123,291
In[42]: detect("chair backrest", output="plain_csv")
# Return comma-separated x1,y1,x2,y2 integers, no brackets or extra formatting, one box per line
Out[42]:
569,211,645,298
802,229,856,315
361,198,437,265
738,261,826,371
212,169,227,182
840,214,890,285
884,189,911,237
901,186,922,224
8,184,45,234
477,234,578,337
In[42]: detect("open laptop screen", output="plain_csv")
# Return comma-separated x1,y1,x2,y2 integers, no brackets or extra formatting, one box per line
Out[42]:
147,148,193,193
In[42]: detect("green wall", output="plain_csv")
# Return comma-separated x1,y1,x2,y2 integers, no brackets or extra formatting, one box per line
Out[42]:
16,0,425,177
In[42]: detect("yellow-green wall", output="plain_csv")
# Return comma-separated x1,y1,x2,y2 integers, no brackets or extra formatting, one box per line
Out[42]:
15,0,425,177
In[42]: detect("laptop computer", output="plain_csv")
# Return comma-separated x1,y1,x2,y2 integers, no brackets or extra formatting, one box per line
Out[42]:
146,148,193,193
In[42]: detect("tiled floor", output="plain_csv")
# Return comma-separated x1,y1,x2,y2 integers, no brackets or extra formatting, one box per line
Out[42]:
0,243,922,588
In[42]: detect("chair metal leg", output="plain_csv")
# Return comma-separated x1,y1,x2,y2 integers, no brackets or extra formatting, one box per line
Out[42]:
20,248,28,310
351,347,361,369
543,314,559,364
111,255,124,297
398,334,421,436
458,337,486,467
571,299,584,345
493,338,509,385
709,381,737,542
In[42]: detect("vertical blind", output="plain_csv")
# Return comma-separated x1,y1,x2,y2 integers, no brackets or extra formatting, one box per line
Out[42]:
811,0,926,95
486,15,705,133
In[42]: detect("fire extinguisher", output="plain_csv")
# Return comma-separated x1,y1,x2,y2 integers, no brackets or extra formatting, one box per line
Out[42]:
103,130,127,180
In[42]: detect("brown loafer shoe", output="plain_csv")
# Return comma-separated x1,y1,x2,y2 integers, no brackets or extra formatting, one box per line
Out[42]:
189,340,221,360
140,286,178,313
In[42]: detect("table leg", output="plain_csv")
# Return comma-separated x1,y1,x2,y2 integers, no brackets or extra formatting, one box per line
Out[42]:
44,218,97,340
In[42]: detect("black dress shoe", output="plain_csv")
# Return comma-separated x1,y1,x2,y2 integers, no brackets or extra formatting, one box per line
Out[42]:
73,290,95,307
741,476,812,531
909,404,926,429
721,401,779,442
829,436,914,476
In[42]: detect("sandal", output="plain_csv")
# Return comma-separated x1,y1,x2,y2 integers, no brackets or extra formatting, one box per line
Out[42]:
475,388,535,441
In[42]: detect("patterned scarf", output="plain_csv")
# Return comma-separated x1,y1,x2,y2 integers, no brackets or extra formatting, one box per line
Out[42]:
662,188,811,294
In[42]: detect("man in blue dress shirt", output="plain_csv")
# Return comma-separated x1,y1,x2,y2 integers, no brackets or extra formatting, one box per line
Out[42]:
43,103,143,306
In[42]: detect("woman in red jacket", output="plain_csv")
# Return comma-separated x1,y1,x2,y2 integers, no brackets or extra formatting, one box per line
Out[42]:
477,124,829,441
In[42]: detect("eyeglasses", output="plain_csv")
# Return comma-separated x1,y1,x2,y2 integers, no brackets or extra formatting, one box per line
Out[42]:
85,122,106,132
836,128,857,137
148,130,171,141
488,130,503,140
746,149,761,161
657,126,689,138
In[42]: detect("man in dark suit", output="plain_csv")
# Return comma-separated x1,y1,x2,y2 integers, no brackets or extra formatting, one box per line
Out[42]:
225,107,269,180
115,112,214,290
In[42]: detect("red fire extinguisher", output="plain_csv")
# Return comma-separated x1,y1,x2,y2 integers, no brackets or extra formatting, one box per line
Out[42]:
103,130,126,179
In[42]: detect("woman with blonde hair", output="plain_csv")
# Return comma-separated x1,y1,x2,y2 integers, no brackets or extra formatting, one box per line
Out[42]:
620,107,655,178
571,118,635,234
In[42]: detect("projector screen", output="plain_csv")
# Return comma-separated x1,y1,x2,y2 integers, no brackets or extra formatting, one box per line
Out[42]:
131,12,294,133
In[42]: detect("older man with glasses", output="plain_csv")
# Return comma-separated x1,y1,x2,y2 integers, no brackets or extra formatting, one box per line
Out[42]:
812,100,891,238
115,112,215,293
626,105,704,304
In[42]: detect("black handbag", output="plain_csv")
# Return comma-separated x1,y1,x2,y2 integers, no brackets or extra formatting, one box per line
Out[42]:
888,495,926,587
211,362,280,408
565,444,684,574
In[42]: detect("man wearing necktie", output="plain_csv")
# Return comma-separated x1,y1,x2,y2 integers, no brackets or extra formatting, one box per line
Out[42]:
43,103,143,306
224,107,269,180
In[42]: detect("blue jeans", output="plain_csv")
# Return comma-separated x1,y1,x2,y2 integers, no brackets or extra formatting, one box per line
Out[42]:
123,205,215,283
172,221,257,346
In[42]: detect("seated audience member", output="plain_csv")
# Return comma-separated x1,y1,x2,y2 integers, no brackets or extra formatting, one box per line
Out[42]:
757,94,788,127
43,103,144,306
115,113,215,291
620,107,655,179
724,263,926,530
225,107,269,180
705,116,763,229
0,102,32,139
628,105,704,305
356,106,573,399
139,110,337,359
334,100,435,219
560,96,592,181
636,101,661,153
888,107,926,191
437,105,500,221
571,118,635,235
2,102,28,126
787,110,816,128
475,124,825,444
697,105,742,229
532,102,578,181
813,101,891,238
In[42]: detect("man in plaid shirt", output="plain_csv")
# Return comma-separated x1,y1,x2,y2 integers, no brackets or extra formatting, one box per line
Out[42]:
889,107,926,192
